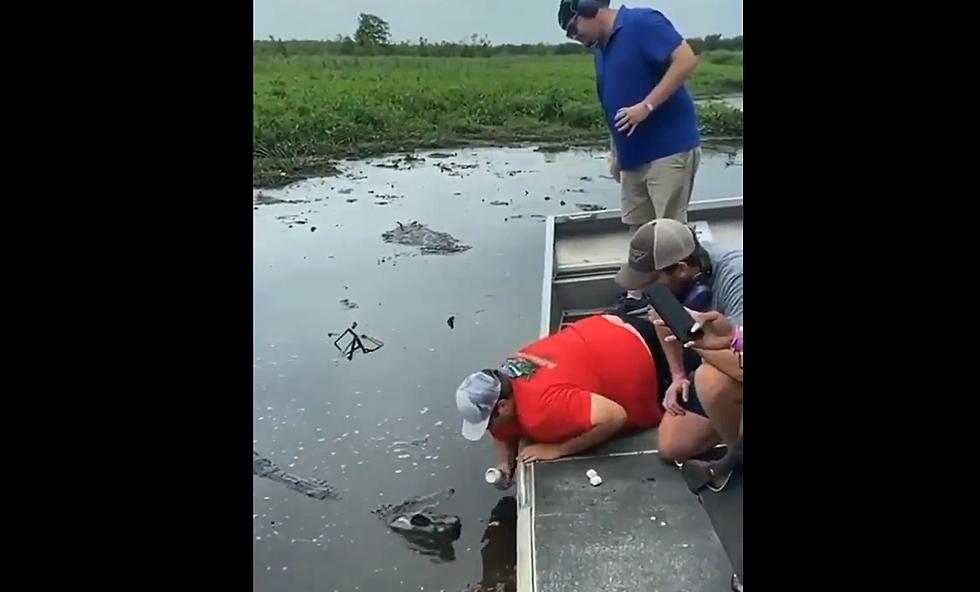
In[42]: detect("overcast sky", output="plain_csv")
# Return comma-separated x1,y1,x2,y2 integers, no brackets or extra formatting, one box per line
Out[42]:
253,1,742,44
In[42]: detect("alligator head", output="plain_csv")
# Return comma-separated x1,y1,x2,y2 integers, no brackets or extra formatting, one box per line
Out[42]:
387,511,462,562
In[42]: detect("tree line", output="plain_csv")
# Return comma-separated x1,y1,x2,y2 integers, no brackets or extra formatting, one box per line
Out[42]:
255,13,742,58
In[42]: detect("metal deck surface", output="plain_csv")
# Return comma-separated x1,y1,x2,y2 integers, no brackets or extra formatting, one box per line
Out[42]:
530,451,732,592
555,219,742,276
699,467,743,580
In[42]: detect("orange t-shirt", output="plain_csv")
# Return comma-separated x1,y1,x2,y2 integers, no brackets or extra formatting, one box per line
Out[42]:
489,315,662,444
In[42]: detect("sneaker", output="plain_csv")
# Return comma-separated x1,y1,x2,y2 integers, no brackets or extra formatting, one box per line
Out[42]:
616,292,652,316
681,459,733,493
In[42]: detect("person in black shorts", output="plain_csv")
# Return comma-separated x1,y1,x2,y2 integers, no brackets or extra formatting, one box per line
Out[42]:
612,312,709,419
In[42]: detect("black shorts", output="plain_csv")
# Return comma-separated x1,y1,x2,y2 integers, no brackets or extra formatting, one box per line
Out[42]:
612,312,708,418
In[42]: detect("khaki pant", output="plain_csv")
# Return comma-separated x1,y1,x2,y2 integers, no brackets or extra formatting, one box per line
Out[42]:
620,148,701,227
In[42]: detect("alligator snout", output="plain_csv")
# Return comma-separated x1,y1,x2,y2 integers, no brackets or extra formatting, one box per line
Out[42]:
389,512,462,540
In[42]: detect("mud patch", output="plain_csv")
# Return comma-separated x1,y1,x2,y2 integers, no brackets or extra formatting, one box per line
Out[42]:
374,154,427,170
534,144,570,153
252,450,340,501
381,221,471,255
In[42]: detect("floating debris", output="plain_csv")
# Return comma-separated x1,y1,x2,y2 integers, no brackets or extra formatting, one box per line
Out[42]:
391,435,430,449
328,322,384,360
339,298,359,310
374,154,427,170
446,316,455,329
575,203,605,212
488,200,510,206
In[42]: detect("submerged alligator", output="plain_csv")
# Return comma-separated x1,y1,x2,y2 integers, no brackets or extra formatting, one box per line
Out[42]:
372,487,461,562
252,450,341,500
252,452,460,561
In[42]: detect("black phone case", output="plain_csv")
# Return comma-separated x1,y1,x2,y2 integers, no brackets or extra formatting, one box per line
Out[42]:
646,284,701,342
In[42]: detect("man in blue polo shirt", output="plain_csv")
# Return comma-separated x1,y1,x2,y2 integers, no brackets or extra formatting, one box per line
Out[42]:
558,0,703,312
558,1,701,227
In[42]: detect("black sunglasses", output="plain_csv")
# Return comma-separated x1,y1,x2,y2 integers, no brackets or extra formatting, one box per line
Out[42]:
565,15,581,38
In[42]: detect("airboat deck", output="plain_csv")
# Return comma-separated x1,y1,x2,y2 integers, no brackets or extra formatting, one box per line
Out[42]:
516,198,743,592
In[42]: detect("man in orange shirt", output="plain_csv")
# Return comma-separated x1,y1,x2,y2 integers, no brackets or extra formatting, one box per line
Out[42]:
456,313,700,479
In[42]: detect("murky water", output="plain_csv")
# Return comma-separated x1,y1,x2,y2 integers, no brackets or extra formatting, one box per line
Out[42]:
252,144,743,591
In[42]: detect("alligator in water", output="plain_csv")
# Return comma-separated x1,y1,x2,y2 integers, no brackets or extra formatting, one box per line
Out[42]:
381,221,471,255
372,487,461,562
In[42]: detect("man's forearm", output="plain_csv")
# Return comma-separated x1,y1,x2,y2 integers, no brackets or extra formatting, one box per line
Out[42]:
557,420,624,457
644,47,697,110
493,437,517,471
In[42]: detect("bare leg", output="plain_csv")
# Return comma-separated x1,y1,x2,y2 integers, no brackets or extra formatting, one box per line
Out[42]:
695,363,742,445
657,409,720,461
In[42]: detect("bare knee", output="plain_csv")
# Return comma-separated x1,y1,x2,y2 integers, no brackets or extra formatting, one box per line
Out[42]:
695,363,740,407
658,440,688,462
657,424,704,462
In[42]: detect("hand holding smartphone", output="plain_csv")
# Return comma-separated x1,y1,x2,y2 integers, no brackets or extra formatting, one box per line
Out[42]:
645,283,703,344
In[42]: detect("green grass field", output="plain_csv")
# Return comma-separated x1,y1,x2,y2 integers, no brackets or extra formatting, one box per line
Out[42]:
253,52,742,186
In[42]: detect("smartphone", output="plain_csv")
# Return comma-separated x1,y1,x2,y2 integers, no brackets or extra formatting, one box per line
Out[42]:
646,283,703,343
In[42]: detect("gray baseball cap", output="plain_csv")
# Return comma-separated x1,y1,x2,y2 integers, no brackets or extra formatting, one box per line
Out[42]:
615,219,697,290
456,371,502,441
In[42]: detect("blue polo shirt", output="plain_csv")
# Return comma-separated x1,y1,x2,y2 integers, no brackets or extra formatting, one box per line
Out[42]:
596,8,701,170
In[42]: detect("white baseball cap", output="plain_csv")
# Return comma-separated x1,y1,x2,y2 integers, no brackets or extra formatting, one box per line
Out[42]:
456,371,502,441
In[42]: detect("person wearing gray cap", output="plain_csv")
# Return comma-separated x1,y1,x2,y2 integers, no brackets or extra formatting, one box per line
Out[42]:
615,218,742,462
456,312,695,476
